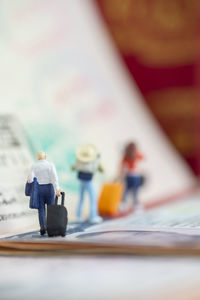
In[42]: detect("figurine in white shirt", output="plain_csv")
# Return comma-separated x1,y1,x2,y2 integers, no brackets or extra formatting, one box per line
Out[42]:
28,151,60,235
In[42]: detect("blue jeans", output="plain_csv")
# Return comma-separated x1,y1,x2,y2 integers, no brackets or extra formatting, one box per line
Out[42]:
38,184,55,229
123,175,142,205
77,180,98,220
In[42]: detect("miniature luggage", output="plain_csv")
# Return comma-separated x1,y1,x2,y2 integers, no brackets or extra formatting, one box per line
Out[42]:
98,182,124,217
47,192,68,237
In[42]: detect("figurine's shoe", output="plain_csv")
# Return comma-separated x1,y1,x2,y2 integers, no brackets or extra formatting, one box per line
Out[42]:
40,228,46,236
89,216,103,224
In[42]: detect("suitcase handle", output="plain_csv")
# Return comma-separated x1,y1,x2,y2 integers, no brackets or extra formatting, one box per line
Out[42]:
55,191,65,206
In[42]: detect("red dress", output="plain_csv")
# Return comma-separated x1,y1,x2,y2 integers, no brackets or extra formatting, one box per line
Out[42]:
121,152,144,175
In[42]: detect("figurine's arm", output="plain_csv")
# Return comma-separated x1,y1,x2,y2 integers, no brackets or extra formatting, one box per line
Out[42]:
71,161,82,171
27,166,35,183
71,164,77,171
136,152,144,161
98,164,104,173
50,163,60,196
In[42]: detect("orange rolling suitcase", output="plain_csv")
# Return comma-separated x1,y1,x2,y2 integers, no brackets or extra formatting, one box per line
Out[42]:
98,182,124,217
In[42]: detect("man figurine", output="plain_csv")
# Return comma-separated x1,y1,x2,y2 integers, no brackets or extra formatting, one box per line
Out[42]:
72,144,103,223
27,151,61,235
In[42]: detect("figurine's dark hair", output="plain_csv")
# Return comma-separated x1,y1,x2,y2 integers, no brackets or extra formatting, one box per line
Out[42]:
124,142,136,159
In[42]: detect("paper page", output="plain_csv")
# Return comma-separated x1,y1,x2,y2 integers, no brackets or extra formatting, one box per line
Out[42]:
0,115,37,235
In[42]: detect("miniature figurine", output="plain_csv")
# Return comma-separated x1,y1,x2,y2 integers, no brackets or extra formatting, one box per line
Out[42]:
119,142,144,211
27,151,61,235
72,143,103,223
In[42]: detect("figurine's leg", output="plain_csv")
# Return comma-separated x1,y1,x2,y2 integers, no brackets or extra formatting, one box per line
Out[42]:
133,186,139,206
132,176,142,207
88,180,98,219
44,184,55,231
46,184,55,206
122,185,129,203
88,181,102,223
38,195,46,230
122,176,130,203
77,181,85,220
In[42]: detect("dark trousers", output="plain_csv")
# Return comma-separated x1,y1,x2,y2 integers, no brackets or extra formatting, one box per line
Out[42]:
123,175,143,205
38,184,55,229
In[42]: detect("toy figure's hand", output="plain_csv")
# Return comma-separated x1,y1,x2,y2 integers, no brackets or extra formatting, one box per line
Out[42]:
98,165,104,173
71,165,76,171
56,190,61,197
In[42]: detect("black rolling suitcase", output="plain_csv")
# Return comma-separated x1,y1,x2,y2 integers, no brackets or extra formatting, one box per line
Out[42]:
47,192,68,237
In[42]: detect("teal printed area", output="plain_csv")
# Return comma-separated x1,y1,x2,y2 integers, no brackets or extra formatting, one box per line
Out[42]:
25,121,78,192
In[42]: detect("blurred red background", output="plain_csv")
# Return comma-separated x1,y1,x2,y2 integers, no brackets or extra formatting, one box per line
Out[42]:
96,0,200,175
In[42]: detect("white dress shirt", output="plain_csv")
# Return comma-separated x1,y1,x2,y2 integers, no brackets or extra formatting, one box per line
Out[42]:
28,160,60,190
